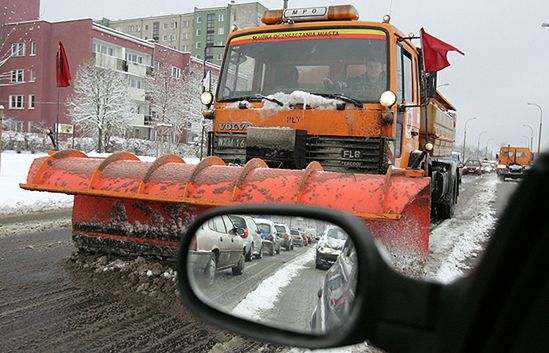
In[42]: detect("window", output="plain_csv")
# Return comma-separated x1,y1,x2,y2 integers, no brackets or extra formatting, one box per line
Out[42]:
196,42,201,49
170,22,177,29
170,34,176,41
163,23,168,29
403,50,414,102
196,16,202,23
30,41,37,55
29,68,36,82
93,43,114,56
218,14,224,22
196,29,202,36
129,77,144,89
153,61,162,72
11,42,25,56
163,35,169,41
171,66,181,78
218,27,225,35
9,95,24,109
181,45,189,52
217,53,223,61
182,20,191,27
11,69,24,83
152,22,160,41
125,51,144,64
128,25,134,32
216,40,224,46
145,24,149,30
29,95,35,109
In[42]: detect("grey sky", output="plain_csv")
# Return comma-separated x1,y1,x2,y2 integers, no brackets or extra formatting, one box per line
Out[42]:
40,0,549,153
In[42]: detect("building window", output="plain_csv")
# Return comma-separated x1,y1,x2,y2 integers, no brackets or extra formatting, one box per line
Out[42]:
217,53,223,61
11,69,24,83
171,66,181,78
145,24,149,30
11,42,25,57
29,68,36,82
181,45,189,52
125,52,144,64
182,20,191,27
171,22,177,29
153,61,162,72
218,27,225,35
29,95,35,109
9,95,24,109
128,25,134,32
163,35,168,41
216,40,224,46
218,14,224,22
196,42,201,49
30,41,37,55
129,77,144,89
196,16,202,23
152,22,160,41
93,43,114,56
170,34,176,41
196,29,202,36
163,23,168,29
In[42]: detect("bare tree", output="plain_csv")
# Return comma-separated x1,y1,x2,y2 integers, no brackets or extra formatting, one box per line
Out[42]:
67,59,135,153
147,65,211,155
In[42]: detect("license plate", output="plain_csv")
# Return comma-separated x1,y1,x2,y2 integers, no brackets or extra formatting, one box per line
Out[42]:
216,136,246,148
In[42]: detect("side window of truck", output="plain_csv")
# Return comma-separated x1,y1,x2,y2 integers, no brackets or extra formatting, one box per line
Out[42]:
395,44,404,157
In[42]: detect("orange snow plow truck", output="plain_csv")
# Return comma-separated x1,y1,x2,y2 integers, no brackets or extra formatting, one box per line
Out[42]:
20,5,460,262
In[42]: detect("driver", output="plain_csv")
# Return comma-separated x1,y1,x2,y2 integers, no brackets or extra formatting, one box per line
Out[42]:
346,56,386,98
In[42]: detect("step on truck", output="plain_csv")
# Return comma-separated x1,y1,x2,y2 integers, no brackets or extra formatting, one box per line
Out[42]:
21,4,460,266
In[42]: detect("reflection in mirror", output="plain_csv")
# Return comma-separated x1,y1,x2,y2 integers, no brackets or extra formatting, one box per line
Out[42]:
187,214,358,335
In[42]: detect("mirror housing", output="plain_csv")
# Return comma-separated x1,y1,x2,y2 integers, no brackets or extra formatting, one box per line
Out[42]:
177,204,448,351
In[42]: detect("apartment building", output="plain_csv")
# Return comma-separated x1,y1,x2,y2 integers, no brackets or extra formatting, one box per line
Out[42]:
108,1,267,66
0,15,190,139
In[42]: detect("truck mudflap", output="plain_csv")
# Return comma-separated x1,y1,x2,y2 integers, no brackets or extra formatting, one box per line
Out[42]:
20,150,431,260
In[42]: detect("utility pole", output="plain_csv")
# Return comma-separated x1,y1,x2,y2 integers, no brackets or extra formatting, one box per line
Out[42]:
523,124,534,151
463,117,477,160
527,102,543,155
283,0,288,9
477,131,487,159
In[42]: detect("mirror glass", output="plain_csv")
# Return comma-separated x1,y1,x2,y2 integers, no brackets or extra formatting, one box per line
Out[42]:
186,214,358,335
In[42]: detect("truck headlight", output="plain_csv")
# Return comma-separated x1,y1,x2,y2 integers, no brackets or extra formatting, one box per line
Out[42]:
380,91,397,108
201,91,214,106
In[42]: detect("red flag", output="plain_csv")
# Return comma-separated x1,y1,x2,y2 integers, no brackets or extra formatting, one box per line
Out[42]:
420,28,464,73
56,42,71,87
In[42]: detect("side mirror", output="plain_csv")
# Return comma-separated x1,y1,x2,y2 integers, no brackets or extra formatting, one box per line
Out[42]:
234,227,245,237
203,70,212,93
176,204,449,351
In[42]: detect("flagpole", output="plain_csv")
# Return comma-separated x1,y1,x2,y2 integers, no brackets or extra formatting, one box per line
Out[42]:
55,43,60,150
419,29,430,156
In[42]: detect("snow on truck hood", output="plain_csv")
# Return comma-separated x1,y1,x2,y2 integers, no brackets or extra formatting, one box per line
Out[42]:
222,91,339,110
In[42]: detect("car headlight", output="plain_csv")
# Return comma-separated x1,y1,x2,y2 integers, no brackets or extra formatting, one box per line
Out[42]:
379,91,397,108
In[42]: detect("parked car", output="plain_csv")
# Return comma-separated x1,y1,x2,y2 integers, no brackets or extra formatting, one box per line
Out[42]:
274,223,293,251
481,162,495,174
290,229,304,247
462,159,482,175
254,218,281,255
310,237,357,332
229,215,263,261
306,227,318,242
315,225,348,270
189,215,245,286
300,230,310,246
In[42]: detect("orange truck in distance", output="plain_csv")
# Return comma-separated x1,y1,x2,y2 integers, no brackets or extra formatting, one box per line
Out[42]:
497,146,532,181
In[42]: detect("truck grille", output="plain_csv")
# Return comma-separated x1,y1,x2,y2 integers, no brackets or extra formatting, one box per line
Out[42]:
211,133,388,174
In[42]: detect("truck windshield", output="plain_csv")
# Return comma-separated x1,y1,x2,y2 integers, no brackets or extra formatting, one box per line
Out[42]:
217,28,388,103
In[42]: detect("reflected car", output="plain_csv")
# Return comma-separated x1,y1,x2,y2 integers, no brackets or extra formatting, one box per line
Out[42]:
481,162,494,174
189,215,245,286
463,159,482,175
274,223,294,251
254,218,282,256
315,226,348,270
310,238,358,333
290,229,304,247
229,215,263,261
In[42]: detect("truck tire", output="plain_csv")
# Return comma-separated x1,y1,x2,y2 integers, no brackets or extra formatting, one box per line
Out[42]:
437,179,458,219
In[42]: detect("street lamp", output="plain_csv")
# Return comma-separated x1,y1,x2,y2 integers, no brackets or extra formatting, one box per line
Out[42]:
522,124,534,151
522,136,530,147
527,102,543,154
463,117,477,160
477,130,488,159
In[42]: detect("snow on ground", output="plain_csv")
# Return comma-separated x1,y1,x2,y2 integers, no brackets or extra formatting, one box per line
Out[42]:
0,151,73,215
232,247,316,321
426,176,498,283
0,151,200,216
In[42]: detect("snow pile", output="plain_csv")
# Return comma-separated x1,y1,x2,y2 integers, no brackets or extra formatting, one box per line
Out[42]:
268,91,337,110
232,248,315,321
426,177,498,283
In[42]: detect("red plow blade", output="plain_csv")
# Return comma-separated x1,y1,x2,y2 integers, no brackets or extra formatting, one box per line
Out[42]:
21,150,431,259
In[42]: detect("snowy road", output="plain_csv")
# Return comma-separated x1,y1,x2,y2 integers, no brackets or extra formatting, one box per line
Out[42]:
0,172,514,353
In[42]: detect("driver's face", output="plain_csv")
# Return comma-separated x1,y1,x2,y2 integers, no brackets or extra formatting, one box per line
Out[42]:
365,61,384,79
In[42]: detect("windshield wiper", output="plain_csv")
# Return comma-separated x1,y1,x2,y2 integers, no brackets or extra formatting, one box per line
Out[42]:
311,93,363,108
222,94,284,106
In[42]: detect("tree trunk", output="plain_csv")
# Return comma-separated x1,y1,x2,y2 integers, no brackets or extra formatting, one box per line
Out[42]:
97,127,103,153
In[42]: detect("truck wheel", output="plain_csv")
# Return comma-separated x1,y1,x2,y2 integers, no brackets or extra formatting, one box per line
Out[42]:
437,179,458,219
232,252,245,275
